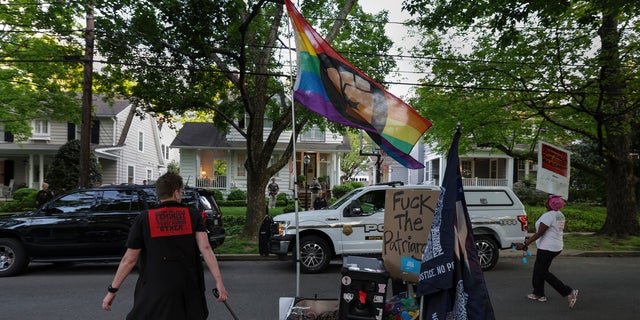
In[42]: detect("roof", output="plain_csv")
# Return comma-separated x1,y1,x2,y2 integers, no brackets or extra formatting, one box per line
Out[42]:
171,122,231,148
171,122,351,152
93,97,131,116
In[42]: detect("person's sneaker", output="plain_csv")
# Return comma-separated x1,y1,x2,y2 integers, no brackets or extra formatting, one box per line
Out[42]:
527,293,547,302
568,289,579,309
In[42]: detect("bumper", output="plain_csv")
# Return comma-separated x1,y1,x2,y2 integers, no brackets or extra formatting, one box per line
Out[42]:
269,234,295,255
208,230,226,249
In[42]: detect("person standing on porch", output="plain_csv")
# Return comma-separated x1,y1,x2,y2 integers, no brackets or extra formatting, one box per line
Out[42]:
309,177,321,209
267,177,279,208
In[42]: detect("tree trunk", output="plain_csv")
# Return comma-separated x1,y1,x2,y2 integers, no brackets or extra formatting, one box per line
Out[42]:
243,169,269,239
600,136,640,236
596,8,640,236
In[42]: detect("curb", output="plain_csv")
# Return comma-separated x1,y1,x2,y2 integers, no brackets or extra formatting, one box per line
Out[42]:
216,254,280,261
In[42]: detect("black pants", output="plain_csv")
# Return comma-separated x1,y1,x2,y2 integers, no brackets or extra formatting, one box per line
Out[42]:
532,249,572,297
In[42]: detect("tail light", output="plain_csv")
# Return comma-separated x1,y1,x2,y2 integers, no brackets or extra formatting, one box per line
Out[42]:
517,215,528,232
200,211,207,224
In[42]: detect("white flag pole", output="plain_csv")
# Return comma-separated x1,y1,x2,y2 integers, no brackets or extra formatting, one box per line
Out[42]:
286,9,301,298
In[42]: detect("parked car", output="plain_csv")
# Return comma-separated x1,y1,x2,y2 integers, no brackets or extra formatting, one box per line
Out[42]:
0,184,225,277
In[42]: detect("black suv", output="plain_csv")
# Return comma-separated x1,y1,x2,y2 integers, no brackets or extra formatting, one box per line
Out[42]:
0,184,225,277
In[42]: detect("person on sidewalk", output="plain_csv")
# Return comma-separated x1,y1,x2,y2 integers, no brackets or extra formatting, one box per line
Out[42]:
267,178,279,208
35,182,54,208
313,190,327,210
516,195,578,309
102,172,228,319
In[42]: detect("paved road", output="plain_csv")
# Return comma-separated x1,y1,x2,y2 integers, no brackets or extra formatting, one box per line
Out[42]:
1,256,639,319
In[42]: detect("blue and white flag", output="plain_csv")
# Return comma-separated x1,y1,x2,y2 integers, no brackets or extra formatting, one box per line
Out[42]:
417,128,495,320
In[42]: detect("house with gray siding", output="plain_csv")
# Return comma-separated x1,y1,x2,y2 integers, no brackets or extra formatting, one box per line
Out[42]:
0,96,178,196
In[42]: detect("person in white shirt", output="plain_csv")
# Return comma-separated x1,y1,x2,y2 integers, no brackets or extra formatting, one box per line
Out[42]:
516,195,579,309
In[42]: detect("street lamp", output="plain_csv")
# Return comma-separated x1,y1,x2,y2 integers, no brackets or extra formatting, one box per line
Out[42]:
303,154,311,210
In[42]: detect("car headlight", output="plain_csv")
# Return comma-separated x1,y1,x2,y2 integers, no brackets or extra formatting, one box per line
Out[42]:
275,220,290,235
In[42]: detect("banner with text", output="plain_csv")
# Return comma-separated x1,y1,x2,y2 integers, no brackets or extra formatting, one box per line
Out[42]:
536,141,571,199
382,189,438,283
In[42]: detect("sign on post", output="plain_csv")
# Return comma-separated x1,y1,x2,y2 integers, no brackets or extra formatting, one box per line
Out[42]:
536,141,571,199
382,189,439,283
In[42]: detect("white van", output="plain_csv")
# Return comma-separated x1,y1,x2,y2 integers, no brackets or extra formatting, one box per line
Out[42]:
269,183,527,273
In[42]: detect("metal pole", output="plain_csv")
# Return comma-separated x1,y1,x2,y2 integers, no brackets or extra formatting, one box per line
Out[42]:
286,12,301,298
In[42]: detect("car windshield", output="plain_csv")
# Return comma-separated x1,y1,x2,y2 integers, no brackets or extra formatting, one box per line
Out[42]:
327,188,366,209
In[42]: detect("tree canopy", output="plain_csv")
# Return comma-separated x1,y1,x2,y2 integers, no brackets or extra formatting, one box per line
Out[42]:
0,2,85,139
404,0,640,236
93,0,395,236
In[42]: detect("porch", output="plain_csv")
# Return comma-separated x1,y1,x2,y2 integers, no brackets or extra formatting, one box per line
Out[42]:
461,177,509,187
195,176,227,190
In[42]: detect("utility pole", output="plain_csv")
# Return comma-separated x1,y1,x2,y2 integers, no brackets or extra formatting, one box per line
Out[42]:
79,2,94,188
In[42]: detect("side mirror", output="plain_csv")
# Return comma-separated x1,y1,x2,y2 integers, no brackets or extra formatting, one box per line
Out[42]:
344,200,362,217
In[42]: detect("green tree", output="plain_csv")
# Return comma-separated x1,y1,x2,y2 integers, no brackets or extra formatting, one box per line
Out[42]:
45,140,102,194
340,131,368,182
93,0,395,237
404,0,640,236
0,2,86,139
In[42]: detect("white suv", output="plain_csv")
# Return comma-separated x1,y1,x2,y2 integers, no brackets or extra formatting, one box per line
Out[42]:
269,183,527,273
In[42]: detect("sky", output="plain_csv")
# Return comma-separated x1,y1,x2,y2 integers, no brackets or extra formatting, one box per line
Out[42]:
359,1,421,99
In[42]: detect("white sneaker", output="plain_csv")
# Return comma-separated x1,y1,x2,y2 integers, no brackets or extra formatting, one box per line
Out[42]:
568,289,579,309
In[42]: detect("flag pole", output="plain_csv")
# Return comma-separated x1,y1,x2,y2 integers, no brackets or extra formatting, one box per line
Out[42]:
286,10,301,298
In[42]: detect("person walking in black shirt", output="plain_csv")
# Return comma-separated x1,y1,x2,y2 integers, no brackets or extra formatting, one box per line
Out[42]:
35,183,54,208
267,177,279,208
102,172,228,319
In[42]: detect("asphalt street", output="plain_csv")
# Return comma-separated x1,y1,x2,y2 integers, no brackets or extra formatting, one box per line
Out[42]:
1,255,639,319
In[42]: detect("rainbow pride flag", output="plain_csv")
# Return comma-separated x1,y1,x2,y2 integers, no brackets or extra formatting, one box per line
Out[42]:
285,0,432,169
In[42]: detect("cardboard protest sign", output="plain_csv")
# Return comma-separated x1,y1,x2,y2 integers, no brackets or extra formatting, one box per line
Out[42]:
382,189,439,283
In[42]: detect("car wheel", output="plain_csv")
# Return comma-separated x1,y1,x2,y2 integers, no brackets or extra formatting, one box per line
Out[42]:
299,236,331,274
0,238,29,277
475,235,499,271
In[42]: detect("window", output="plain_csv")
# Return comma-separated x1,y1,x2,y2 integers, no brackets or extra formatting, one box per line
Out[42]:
357,190,386,215
465,190,514,207
91,120,100,144
47,191,96,214
138,131,144,152
237,152,246,177
461,160,473,178
300,125,325,142
32,120,50,139
67,123,76,141
128,166,134,184
94,190,143,211
162,144,170,160
146,169,152,181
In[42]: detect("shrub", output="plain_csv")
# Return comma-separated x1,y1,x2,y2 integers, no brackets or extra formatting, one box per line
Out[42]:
331,184,352,199
525,204,607,233
212,189,224,202
276,193,289,206
513,186,548,206
227,189,247,201
282,203,296,213
0,188,38,212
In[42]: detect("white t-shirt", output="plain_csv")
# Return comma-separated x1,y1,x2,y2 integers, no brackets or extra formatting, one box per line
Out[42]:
535,210,566,252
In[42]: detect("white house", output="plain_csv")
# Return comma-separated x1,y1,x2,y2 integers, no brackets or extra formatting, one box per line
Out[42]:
170,122,351,198
0,96,178,196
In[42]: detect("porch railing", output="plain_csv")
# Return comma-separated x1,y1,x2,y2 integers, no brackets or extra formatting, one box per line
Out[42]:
195,176,227,190
461,177,508,187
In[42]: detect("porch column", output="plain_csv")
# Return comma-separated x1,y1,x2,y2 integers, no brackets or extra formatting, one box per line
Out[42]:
38,154,44,188
506,157,514,188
